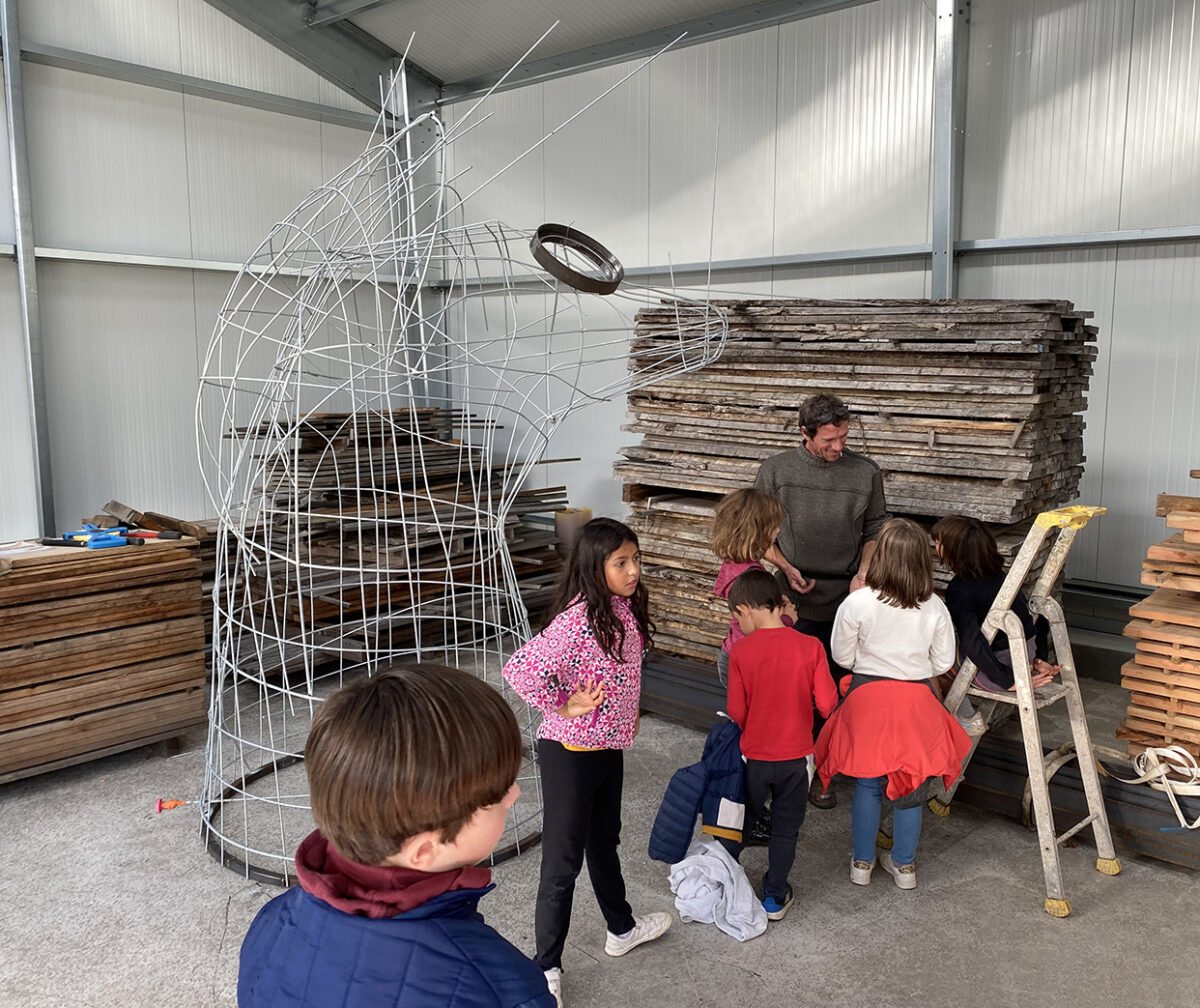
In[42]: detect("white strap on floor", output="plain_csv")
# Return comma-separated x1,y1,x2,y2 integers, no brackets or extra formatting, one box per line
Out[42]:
1113,746,1200,830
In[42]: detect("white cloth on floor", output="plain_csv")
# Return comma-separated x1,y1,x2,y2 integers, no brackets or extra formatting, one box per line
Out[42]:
667,839,768,942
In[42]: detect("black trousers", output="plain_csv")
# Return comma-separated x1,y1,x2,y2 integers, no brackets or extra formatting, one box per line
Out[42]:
744,756,810,900
534,740,635,970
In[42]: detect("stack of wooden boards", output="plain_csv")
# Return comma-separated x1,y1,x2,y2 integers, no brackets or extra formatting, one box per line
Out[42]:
619,297,1086,680
1118,484,1200,760
0,537,205,783
223,406,565,669
617,298,1096,524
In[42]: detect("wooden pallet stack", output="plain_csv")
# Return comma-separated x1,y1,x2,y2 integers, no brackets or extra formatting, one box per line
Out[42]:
618,298,1090,676
226,406,565,669
0,538,206,782
1118,482,1200,760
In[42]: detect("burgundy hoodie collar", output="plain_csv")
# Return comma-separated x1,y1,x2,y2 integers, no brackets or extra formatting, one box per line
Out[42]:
295,830,492,919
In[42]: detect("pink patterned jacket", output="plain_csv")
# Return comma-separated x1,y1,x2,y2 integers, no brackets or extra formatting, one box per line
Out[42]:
502,595,644,750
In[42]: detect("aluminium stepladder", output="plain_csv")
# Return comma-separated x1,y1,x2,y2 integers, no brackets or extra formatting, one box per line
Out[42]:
933,506,1121,917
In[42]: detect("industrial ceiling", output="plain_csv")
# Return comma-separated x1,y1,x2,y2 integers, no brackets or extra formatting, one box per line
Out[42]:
201,0,878,109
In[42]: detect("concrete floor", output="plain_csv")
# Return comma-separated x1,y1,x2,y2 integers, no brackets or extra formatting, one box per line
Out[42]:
3,675,1198,1008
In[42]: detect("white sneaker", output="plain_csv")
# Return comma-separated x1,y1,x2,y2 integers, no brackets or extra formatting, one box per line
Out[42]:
544,968,563,1008
881,853,917,890
850,854,876,886
604,912,672,957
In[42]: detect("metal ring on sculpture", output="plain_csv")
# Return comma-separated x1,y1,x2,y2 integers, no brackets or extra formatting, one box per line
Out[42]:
530,223,624,295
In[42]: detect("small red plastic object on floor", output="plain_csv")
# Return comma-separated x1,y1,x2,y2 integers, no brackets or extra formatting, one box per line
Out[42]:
155,798,189,813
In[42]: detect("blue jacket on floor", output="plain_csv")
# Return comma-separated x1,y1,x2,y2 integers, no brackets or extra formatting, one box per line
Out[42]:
648,718,746,864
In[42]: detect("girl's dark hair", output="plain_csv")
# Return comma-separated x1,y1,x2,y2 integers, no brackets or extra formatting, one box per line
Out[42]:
865,517,934,609
549,517,653,660
931,514,1005,580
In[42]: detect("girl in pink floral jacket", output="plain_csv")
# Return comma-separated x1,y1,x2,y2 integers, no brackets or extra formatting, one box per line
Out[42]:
503,517,671,1005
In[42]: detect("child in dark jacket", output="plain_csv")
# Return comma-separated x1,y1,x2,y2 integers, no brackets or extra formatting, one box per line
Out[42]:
725,568,837,921
237,664,555,1008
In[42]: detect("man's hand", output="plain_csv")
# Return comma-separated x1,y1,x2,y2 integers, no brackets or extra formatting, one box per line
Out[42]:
849,571,868,592
556,677,605,718
785,567,816,594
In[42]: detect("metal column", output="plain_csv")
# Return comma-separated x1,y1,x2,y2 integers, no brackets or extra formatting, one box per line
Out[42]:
2,0,55,535
930,0,969,298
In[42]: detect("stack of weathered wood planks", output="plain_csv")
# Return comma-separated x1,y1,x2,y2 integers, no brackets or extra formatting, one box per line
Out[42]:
0,538,206,782
618,299,1091,680
1118,483,1200,760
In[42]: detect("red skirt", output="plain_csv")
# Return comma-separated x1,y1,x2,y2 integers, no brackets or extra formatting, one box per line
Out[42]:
815,679,971,801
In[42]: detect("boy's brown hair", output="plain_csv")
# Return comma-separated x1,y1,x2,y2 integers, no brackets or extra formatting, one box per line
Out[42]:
711,488,786,563
865,517,934,609
305,663,522,866
931,514,1005,580
727,567,783,613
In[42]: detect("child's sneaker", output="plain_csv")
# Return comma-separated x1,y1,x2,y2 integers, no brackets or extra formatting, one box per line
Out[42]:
850,855,876,886
881,853,917,890
604,912,672,956
957,711,987,735
761,885,794,921
544,968,563,1008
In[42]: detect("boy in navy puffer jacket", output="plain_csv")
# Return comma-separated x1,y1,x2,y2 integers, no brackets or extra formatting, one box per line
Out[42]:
238,664,555,1008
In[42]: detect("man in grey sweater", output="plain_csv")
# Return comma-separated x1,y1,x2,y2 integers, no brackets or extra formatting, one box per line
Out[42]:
754,392,888,807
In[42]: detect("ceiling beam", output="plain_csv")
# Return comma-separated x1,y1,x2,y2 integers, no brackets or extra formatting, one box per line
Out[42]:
440,0,881,103
198,0,441,110
307,0,405,30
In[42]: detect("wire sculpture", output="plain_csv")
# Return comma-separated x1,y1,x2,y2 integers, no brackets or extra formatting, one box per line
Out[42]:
196,60,728,885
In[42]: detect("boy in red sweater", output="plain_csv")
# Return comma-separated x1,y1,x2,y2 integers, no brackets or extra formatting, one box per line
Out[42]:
726,569,838,920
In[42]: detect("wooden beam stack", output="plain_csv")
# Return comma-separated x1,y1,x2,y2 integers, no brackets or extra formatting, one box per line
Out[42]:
1118,488,1200,760
618,298,1090,672
0,539,206,782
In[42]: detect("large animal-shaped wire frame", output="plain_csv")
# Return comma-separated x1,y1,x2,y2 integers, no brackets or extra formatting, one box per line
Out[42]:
196,60,728,885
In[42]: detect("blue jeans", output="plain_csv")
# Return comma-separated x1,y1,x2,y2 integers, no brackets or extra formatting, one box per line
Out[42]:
852,775,922,866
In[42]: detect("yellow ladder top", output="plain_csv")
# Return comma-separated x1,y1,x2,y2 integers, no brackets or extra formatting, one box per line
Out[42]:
1033,505,1107,530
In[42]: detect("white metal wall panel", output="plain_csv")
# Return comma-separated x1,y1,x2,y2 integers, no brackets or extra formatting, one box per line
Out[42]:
543,60,649,269
1119,0,1200,228
1101,244,1200,584
184,95,325,263
178,0,372,113
647,29,779,266
39,262,207,530
774,0,933,254
22,0,374,115
22,0,185,71
444,85,547,231
962,0,1132,240
22,64,192,256
771,259,930,298
0,266,40,540
957,249,1119,581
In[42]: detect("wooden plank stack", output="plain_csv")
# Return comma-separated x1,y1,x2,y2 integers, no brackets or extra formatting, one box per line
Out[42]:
617,298,1089,673
0,538,206,782
617,298,1096,524
1118,487,1200,760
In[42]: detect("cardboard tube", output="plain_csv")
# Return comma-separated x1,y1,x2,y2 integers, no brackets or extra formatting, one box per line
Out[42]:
555,507,592,552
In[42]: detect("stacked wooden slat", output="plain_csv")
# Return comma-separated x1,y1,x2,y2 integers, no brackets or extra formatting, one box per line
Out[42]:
617,298,1096,524
1118,489,1200,760
229,407,565,664
617,298,1088,671
0,539,206,782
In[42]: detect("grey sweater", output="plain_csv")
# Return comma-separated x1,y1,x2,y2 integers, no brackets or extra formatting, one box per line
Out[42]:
754,446,888,621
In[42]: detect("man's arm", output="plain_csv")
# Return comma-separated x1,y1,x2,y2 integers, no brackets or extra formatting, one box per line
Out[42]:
849,539,877,593
849,467,887,591
765,543,815,595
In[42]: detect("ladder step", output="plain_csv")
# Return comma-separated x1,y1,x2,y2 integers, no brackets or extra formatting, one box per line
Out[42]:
966,681,1070,709
1055,813,1097,847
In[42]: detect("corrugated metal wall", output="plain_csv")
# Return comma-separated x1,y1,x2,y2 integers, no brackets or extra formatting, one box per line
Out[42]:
444,0,1200,591
4,0,1197,591
0,0,377,538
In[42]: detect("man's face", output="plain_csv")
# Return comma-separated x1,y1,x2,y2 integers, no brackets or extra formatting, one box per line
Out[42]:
804,420,850,462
